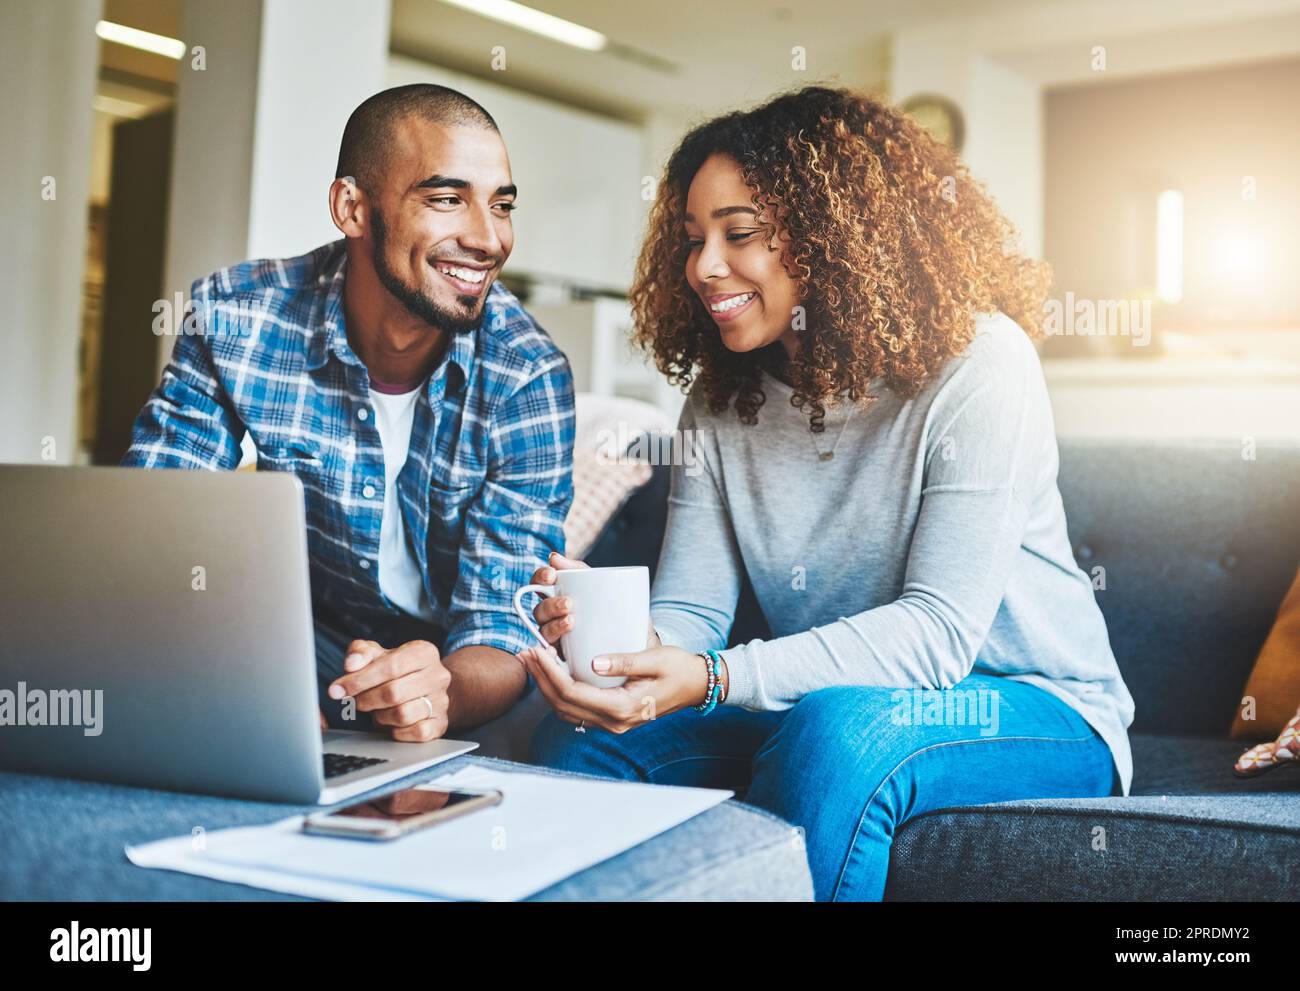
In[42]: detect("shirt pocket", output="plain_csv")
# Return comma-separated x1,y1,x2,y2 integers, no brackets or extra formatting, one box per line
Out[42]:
256,444,324,472
256,446,334,554
426,475,478,531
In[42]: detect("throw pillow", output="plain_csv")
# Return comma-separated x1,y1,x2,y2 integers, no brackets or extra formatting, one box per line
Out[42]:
563,445,652,560
1230,565,1300,740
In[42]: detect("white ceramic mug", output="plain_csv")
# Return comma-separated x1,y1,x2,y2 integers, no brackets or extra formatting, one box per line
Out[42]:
512,566,649,688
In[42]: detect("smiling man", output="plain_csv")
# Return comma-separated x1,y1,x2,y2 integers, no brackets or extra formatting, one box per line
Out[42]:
121,84,575,742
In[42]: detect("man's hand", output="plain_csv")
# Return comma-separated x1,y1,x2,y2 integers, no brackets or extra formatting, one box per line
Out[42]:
327,639,451,742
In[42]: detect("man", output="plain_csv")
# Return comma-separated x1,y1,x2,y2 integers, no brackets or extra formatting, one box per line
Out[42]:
122,84,575,743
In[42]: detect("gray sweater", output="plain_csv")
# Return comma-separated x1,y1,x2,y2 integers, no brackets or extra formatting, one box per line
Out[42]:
650,312,1135,796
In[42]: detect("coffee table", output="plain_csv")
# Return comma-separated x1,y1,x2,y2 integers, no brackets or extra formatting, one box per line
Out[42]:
0,754,813,901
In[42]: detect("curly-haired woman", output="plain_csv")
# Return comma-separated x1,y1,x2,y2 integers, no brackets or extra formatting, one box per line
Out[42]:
518,86,1135,901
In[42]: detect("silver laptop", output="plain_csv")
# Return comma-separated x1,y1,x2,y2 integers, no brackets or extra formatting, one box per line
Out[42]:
0,464,476,804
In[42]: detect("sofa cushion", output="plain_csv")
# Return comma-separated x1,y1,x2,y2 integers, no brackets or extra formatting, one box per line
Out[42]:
1049,440,1300,736
884,732,1300,900
563,393,668,560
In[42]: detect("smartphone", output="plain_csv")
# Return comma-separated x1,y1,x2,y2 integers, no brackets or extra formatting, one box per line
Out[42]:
302,785,503,841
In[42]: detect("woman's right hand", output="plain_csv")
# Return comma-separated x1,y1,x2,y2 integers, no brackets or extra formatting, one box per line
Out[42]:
530,551,659,651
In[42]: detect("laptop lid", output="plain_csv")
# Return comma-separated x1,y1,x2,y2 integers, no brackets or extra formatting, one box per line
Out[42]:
0,464,325,803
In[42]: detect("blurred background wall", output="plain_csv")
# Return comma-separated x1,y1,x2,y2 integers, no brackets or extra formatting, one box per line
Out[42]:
2,0,1297,465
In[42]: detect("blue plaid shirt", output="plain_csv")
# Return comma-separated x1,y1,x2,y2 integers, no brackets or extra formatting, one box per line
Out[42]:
122,239,575,657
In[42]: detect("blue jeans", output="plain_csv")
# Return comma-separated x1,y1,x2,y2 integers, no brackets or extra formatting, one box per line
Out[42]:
529,673,1118,901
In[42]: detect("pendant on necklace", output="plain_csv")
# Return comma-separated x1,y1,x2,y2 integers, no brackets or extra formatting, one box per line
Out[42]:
819,452,834,462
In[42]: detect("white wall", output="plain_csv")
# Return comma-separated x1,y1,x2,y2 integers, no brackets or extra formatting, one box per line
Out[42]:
965,55,1042,260
162,0,262,347
246,0,392,260
0,0,102,464
161,0,391,375
386,55,646,292
890,24,1044,259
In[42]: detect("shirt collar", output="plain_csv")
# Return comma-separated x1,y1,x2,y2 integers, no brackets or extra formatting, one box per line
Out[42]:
306,242,480,397
440,325,475,399
306,243,353,372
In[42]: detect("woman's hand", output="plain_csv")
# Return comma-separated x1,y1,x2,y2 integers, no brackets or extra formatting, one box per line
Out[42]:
518,642,719,733
528,551,660,651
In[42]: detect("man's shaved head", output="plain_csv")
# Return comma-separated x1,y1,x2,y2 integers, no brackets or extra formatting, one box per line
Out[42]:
329,84,514,337
335,83,498,193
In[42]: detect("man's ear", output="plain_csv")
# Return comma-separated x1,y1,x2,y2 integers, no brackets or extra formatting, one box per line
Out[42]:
329,176,367,239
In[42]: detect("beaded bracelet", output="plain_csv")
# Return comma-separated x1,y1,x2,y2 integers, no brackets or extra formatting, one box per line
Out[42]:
694,649,725,714
700,652,716,708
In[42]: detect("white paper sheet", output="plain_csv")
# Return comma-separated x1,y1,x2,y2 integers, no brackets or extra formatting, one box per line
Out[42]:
126,765,731,901
126,818,446,901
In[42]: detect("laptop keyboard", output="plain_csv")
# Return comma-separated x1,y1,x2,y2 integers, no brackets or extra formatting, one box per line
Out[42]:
323,752,390,779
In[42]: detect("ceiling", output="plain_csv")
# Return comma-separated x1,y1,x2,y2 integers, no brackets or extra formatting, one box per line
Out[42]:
389,0,1015,120
93,0,1300,119
100,0,181,89
391,0,1300,120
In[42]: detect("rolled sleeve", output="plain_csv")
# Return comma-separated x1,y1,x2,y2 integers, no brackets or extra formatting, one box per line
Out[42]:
441,354,575,657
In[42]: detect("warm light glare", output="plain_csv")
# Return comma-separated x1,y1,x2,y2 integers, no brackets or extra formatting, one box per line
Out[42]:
1218,235,1256,278
95,20,185,60
436,0,607,51
1156,189,1183,304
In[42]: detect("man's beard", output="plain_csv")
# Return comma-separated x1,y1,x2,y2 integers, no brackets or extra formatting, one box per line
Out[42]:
370,209,485,334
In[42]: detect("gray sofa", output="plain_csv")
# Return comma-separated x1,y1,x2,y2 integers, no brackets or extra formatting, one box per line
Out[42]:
467,437,1300,900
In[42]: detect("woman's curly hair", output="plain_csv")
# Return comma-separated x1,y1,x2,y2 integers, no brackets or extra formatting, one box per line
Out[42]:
630,85,1052,431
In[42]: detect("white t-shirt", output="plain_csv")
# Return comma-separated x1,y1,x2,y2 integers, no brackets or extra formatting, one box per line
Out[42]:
369,383,438,623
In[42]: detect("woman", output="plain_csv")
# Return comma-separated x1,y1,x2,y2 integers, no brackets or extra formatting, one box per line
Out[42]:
517,86,1134,902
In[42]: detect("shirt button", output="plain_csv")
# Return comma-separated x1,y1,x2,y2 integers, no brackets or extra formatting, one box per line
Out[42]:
358,559,371,570
362,485,376,499
357,408,369,421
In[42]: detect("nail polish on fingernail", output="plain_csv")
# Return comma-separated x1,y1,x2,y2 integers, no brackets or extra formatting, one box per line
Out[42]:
328,685,344,699
592,657,610,672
